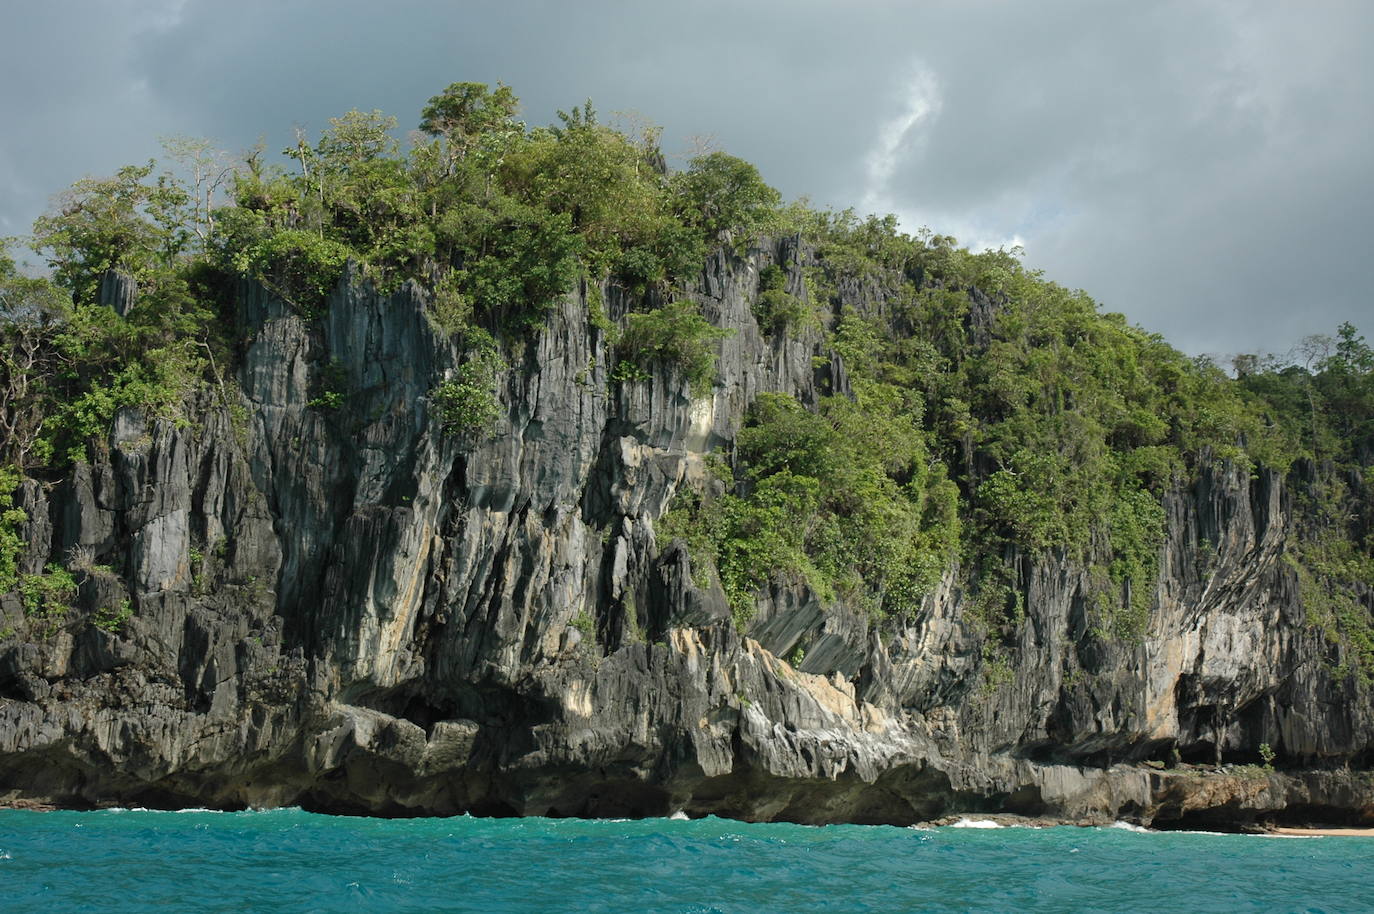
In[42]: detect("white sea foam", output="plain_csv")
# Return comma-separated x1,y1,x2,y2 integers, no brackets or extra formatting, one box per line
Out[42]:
669,810,689,820
1109,821,1152,833
1172,829,1232,837
949,818,1002,829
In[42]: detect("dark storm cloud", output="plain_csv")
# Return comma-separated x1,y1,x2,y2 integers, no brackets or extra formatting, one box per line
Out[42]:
864,1,1374,356
3,0,1370,355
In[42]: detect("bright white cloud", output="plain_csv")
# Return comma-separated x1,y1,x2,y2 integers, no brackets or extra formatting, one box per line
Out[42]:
860,62,1026,255
861,62,942,216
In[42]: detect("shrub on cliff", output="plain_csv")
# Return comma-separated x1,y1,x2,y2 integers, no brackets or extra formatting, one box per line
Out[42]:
0,465,25,594
431,330,504,434
752,265,811,335
671,151,781,247
617,299,731,397
661,387,959,624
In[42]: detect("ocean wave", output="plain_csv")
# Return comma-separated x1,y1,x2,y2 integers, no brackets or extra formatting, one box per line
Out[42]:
1109,821,1152,833
95,805,303,816
1170,829,1233,837
948,818,1002,829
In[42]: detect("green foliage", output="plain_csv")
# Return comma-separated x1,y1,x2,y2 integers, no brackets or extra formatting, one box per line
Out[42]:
758,264,786,293
671,152,781,246
585,280,615,337
315,109,399,170
231,228,351,315
441,197,583,327
607,359,649,386
43,316,206,466
12,81,801,480
19,564,77,636
0,465,25,594
1,259,218,467
752,265,811,335
1,259,75,467
570,609,596,639
1289,515,1374,683
655,489,719,592
428,272,473,335
1234,321,1374,468
658,385,960,629
420,82,519,154
618,299,731,396
308,359,348,410
504,103,671,276
754,287,806,333
830,310,885,378
964,569,1025,640
1100,481,1167,640
784,213,1371,657
92,600,134,634
432,330,504,434
31,162,188,305
980,643,1016,694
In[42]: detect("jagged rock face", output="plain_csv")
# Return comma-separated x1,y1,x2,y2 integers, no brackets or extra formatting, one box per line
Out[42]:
1,246,1372,827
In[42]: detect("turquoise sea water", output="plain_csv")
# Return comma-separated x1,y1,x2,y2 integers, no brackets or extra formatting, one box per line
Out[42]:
1,809,1368,913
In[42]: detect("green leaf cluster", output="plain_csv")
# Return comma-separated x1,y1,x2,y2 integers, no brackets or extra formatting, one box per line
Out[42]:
2,239,223,469
618,300,732,397
752,265,811,336
92,599,134,634
789,215,1330,637
431,330,504,434
19,563,77,636
660,386,960,626
0,465,26,594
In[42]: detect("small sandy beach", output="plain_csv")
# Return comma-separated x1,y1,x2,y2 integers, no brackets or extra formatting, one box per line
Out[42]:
1269,826,1374,837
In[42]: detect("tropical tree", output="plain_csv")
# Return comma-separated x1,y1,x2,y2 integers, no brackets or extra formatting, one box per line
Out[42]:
672,151,780,244
0,254,71,468
418,81,519,174
31,162,186,304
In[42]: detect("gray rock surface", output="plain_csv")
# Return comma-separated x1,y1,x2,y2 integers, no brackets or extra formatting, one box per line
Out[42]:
1,244,1371,828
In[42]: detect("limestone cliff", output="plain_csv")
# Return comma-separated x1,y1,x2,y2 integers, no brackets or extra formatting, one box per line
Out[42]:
1,242,1371,828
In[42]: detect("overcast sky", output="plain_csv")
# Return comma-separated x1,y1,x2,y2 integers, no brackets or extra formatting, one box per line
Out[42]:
2,0,1369,356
